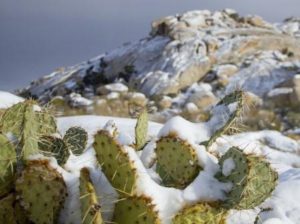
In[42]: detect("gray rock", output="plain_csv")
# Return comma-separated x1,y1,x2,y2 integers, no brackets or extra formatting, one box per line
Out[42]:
18,9,300,104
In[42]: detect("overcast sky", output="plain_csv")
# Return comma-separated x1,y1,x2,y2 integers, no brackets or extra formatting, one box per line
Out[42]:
0,0,299,91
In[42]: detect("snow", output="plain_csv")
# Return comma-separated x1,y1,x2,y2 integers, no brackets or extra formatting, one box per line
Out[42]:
222,158,236,176
0,88,299,223
0,91,24,109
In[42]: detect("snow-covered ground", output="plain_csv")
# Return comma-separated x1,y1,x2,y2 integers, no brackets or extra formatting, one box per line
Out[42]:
1,91,300,223
55,114,300,224
0,91,23,109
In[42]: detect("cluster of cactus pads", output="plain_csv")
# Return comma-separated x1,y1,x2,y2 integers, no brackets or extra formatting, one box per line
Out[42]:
0,91,278,224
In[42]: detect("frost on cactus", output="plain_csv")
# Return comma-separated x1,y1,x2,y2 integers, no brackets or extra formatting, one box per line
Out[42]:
80,168,103,224
156,134,202,188
135,109,148,151
0,134,16,197
0,100,57,159
172,203,227,224
203,90,244,147
38,135,70,166
0,194,16,223
216,147,278,210
93,130,138,194
112,195,160,224
15,160,68,224
64,126,88,155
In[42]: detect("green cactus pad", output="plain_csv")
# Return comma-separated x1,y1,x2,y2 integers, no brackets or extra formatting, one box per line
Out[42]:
112,196,161,224
80,168,103,224
0,102,26,136
64,126,88,155
15,160,68,224
203,90,244,147
94,130,138,194
0,134,16,197
0,194,16,224
135,109,148,151
216,147,278,210
39,135,70,166
172,203,227,224
156,134,202,188
0,101,57,160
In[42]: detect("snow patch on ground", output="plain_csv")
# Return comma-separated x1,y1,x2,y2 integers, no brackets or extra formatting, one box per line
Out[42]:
0,91,24,109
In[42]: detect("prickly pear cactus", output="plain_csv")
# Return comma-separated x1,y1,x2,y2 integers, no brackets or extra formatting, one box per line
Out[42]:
156,134,202,188
0,100,57,160
64,126,88,156
15,160,68,224
0,194,16,224
0,102,27,136
39,135,70,166
172,203,227,224
135,109,148,150
112,195,161,224
203,90,244,147
93,130,138,194
216,147,278,210
0,134,16,197
80,168,103,224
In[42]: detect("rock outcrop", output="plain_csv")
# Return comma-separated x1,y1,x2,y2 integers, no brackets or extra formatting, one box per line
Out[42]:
17,9,300,133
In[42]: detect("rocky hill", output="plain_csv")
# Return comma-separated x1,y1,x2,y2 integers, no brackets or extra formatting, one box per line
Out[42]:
18,9,300,133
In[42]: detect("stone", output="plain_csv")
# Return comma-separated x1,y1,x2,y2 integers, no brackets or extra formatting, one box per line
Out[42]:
186,83,217,109
96,83,128,95
128,92,147,107
290,74,300,107
158,96,173,109
67,93,93,108
184,102,199,114
266,88,293,107
106,92,120,100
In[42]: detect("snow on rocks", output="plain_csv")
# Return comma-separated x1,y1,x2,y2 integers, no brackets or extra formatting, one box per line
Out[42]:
67,92,93,108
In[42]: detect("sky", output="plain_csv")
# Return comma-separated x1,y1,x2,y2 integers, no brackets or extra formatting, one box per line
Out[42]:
0,0,299,91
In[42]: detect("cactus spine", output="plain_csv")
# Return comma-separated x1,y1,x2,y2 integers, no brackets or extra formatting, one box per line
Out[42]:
80,168,103,224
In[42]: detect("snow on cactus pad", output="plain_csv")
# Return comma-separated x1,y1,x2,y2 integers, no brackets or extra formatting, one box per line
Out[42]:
55,115,300,224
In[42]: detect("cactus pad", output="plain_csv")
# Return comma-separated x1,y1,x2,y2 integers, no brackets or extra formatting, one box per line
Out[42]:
0,194,16,223
15,160,68,224
0,134,16,197
94,130,138,194
0,101,57,160
203,90,243,147
80,168,103,224
112,196,160,224
216,147,278,210
64,126,88,155
135,109,148,150
0,102,26,136
172,203,226,224
39,135,70,166
156,135,202,188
